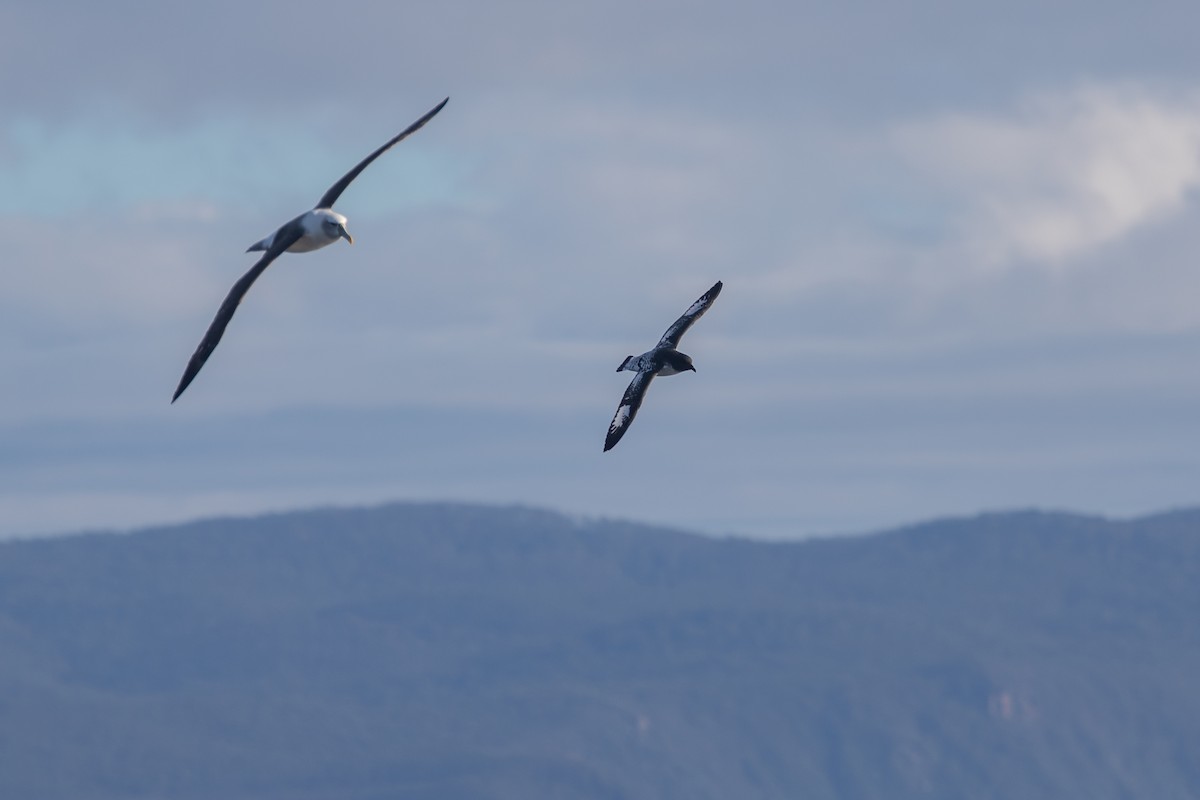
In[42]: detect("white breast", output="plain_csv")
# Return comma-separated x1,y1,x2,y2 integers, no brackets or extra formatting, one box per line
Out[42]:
286,209,348,253
285,236,332,253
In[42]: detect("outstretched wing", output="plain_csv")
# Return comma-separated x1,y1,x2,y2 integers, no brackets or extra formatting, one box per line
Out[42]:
315,97,449,210
171,224,305,403
604,371,656,452
658,280,723,349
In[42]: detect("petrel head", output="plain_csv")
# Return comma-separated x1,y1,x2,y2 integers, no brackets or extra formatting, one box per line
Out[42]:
664,350,695,373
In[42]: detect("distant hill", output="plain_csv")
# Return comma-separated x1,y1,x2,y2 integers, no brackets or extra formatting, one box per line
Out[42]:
0,502,1198,799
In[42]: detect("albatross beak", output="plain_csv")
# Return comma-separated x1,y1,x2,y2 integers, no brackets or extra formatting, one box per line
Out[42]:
339,225,354,245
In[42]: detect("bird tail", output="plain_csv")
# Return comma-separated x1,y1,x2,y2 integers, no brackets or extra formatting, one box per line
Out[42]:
616,356,634,372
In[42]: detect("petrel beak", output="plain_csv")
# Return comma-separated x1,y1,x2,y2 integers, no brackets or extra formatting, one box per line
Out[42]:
339,225,354,245
689,365,697,372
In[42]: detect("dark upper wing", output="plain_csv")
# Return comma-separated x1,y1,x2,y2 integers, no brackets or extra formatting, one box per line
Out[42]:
315,97,449,210
171,224,305,403
657,280,723,349
604,371,655,451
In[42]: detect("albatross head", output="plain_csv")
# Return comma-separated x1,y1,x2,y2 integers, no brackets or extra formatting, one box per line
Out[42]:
323,212,353,245
308,208,353,245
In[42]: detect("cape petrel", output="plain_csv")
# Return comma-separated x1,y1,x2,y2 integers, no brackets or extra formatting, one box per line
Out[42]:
604,280,723,451
171,96,449,402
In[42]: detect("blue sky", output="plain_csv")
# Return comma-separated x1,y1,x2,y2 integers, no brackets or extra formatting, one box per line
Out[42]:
3,0,1200,538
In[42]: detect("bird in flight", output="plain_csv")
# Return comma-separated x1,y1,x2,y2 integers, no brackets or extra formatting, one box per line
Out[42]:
604,280,723,451
171,96,449,403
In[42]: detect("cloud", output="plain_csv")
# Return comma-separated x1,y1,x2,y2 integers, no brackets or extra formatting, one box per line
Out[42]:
893,85,1200,268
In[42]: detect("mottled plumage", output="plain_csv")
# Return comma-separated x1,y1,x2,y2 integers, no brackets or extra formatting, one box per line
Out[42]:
604,281,722,451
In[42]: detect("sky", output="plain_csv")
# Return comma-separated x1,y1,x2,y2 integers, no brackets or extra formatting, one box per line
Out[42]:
3,0,1200,539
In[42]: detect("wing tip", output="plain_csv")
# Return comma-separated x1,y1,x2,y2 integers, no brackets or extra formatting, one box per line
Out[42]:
172,359,204,404
426,96,450,119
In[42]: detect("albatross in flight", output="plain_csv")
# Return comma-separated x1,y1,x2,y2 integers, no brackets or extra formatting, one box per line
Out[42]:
604,280,723,451
171,96,449,402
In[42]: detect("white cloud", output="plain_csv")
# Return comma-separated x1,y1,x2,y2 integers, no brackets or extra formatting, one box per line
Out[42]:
894,85,1200,267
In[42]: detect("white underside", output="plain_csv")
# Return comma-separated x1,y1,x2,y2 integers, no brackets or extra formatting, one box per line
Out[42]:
251,232,337,254
286,234,335,253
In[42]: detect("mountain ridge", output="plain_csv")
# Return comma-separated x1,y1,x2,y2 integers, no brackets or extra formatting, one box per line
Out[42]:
1,501,1197,799
16,498,1200,547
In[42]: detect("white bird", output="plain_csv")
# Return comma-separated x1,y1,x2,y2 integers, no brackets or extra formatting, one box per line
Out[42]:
172,97,448,403
605,280,723,451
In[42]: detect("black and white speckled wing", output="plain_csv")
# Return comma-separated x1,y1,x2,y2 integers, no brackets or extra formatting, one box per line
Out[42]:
171,223,305,403
657,280,723,349
604,370,655,452
315,97,448,210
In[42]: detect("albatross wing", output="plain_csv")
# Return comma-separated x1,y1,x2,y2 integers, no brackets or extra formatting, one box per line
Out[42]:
315,97,449,210
171,223,305,402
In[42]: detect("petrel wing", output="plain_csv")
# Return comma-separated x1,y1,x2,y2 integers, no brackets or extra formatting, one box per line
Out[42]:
604,370,656,452
315,97,449,210
658,280,723,349
171,222,305,403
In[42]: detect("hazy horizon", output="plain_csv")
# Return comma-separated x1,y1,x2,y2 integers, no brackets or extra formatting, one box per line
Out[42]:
6,496,1199,546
